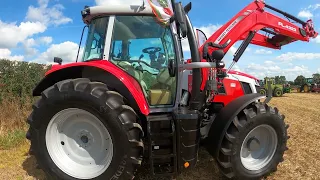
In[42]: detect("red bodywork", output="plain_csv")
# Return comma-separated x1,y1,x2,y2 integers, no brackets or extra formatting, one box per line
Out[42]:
187,1,318,95
312,85,320,92
187,67,257,106
198,1,318,57
48,61,150,115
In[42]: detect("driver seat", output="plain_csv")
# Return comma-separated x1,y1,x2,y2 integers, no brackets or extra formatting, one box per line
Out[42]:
148,68,176,105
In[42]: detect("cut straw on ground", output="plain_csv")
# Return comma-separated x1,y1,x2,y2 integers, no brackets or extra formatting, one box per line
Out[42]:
0,93,319,180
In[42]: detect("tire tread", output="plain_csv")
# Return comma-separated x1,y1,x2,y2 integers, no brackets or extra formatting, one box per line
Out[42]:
27,78,144,179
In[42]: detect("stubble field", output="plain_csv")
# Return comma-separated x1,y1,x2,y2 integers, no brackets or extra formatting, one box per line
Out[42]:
0,93,319,180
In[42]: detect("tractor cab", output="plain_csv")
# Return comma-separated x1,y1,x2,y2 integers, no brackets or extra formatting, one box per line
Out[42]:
81,5,183,108
306,78,314,84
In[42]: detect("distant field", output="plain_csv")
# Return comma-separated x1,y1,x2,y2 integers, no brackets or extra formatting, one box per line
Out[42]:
0,93,319,180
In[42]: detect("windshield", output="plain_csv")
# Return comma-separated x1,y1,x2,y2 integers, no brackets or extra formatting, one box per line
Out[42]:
109,15,178,106
82,17,109,61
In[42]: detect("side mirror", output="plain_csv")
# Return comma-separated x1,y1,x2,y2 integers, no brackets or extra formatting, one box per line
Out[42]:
54,57,63,65
195,29,207,47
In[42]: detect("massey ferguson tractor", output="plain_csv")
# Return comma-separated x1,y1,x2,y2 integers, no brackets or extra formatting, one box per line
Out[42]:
26,0,318,179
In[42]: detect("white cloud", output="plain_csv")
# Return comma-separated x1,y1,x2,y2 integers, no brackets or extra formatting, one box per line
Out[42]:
264,60,276,65
318,68,320,73
23,38,38,57
22,36,53,57
244,62,312,81
0,0,69,60
298,3,320,20
308,4,320,10
298,10,313,19
26,0,72,26
182,24,222,52
0,20,46,49
276,52,320,61
0,49,24,61
246,63,281,72
255,49,272,55
39,36,53,45
31,41,83,64
232,65,241,71
311,36,320,43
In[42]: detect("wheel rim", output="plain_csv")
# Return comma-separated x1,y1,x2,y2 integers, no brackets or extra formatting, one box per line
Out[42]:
45,108,113,179
304,85,308,92
240,124,278,171
276,90,281,96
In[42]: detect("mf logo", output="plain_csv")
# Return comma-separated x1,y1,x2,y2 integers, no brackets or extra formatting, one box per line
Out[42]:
278,22,297,32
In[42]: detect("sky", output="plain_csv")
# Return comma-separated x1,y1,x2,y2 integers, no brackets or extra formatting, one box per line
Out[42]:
0,0,320,81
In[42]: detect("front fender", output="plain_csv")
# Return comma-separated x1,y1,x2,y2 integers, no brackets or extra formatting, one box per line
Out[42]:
205,93,265,157
33,60,150,115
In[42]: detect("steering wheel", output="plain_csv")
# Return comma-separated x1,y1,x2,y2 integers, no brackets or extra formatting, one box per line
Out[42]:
142,47,162,54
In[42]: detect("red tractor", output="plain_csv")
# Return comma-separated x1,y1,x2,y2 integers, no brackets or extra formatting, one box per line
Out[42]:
26,0,318,179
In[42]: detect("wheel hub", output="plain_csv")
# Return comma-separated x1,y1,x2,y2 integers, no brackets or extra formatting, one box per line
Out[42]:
81,135,89,144
240,124,278,171
77,130,93,148
247,137,260,152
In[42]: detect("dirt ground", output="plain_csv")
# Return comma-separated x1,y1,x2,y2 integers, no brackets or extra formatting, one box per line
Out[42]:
0,93,319,180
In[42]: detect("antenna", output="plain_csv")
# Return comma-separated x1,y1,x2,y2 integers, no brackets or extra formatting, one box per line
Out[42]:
140,0,146,10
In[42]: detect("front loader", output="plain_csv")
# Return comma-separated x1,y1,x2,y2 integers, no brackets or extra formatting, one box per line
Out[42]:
26,0,318,180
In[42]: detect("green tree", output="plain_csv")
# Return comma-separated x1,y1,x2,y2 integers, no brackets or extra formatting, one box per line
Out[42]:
312,73,320,83
0,59,50,104
279,76,286,84
275,76,280,84
287,81,294,85
294,75,306,85
274,75,286,84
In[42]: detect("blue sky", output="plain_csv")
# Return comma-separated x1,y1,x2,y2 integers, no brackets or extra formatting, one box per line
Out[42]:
0,0,319,81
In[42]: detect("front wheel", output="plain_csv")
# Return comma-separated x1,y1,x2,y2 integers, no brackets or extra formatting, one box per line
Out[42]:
216,102,289,179
259,89,267,96
26,78,144,180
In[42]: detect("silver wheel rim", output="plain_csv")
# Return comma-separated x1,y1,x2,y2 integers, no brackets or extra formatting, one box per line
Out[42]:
45,108,113,179
240,124,278,171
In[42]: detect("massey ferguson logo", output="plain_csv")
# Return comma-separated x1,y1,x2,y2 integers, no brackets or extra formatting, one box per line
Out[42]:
278,22,297,32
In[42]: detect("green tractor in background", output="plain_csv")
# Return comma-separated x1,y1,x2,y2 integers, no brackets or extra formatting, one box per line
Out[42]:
298,78,319,92
259,77,290,97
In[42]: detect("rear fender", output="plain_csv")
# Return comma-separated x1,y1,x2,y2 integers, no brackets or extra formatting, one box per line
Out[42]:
33,61,150,115
205,93,265,157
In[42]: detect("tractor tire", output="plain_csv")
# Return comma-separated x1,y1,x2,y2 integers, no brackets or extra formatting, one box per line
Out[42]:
303,85,309,93
259,89,267,96
273,88,283,97
26,78,144,180
216,102,289,180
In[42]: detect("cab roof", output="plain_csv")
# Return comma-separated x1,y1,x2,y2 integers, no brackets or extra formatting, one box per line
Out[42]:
81,4,154,24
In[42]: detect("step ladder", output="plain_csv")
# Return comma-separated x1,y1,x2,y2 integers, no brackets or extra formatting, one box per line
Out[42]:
147,114,178,177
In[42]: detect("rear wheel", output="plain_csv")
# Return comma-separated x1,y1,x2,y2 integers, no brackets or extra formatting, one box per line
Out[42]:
303,85,309,92
273,88,283,97
26,78,144,180
216,102,289,180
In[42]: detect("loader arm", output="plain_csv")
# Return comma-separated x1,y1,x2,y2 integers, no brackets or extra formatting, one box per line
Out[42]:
199,0,318,60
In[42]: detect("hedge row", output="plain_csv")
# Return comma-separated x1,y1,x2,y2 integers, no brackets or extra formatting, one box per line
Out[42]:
0,59,51,104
